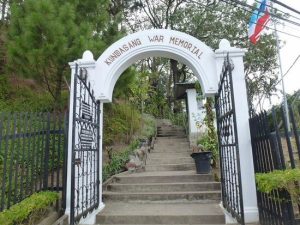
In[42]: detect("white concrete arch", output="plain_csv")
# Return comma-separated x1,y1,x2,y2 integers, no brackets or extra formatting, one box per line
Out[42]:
67,30,259,224
93,29,218,102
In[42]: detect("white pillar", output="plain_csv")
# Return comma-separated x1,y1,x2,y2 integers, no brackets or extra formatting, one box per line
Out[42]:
66,51,105,224
215,40,259,223
186,89,199,145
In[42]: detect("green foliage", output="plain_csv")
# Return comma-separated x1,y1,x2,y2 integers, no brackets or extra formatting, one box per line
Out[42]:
6,0,111,109
130,71,152,113
166,112,188,134
256,169,300,203
0,76,69,112
124,0,278,108
103,114,156,181
144,85,169,118
0,75,10,105
103,103,141,145
0,24,7,75
197,97,218,166
139,114,156,140
197,134,218,153
103,140,140,181
113,68,137,99
0,191,59,225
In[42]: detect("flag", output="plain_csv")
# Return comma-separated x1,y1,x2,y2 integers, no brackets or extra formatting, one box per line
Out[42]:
248,0,271,44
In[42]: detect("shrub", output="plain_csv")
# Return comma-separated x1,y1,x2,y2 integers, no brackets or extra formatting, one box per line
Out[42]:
167,112,188,132
0,75,69,112
140,114,156,140
197,97,218,167
0,191,59,225
103,103,141,145
197,133,218,163
256,169,300,203
103,139,140,182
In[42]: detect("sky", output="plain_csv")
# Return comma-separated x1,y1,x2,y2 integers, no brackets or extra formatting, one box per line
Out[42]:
249,0,300,108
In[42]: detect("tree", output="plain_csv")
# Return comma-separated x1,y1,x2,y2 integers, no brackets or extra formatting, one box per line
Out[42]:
0,22,6,75
122,0,278,112
6,0,111,109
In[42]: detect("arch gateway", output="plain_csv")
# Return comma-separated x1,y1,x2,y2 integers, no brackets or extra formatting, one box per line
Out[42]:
66,29,258,225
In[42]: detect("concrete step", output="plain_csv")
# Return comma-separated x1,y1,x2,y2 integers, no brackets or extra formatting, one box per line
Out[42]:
114,171,214,184
155,138,188,141
157,133,186,137
157,135,187,138
154,140,189,148
157,127,185,131
154,143,190,148
107,182,221,192
150,150,191,154
157,130,185,133
149,152,190,158
156,136,188,141
96,203,225,224
152,145,190,149
103,190,221,202
146,163,195,171
147,157,194,164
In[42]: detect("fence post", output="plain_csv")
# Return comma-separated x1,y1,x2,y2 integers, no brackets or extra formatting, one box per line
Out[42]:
61,111,69,212
43,112,51,189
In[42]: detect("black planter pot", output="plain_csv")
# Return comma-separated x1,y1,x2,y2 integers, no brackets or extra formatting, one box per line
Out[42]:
190,151,212,174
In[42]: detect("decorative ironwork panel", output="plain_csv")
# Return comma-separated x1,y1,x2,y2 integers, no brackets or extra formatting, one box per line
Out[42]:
70,65,100,225
215,55,244,225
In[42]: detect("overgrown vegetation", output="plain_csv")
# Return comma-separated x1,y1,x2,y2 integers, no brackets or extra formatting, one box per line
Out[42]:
0,191,59,225
103,139,140,182
0,75,69,112
103,103,141,146
167,112,188,134
256,169,300,203
197,98,218,166
139,114,157,140
103,114,156,182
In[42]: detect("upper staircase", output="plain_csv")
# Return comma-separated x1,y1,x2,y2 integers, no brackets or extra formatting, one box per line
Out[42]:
95,119,225,225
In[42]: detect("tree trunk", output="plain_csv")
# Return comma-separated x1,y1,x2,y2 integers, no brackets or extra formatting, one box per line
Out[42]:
166,64,172,109
1,0,7,21
54,71,63,111
170,59,181,113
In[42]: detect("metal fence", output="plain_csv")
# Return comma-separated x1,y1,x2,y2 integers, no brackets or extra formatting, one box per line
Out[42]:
0,112,68,212
249,105,300,225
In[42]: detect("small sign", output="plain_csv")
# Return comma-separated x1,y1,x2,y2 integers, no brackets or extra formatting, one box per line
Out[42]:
82,101,92,121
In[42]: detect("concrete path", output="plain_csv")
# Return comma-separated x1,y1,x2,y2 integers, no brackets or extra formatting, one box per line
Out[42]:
95,119,226,225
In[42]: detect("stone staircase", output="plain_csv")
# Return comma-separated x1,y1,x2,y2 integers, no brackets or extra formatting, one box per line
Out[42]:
95,119,225,225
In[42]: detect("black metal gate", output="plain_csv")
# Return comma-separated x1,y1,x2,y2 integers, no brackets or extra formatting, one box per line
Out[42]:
215,55,245,224
70,65,101,224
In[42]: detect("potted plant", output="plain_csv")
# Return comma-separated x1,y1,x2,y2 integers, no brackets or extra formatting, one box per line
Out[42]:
190,144,212,174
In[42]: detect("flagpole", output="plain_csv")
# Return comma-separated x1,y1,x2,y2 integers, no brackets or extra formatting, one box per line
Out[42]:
274,20,291,131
